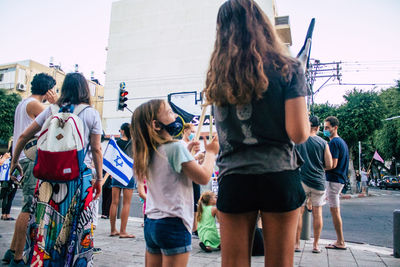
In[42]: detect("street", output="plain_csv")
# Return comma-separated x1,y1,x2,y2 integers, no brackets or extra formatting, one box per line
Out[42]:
321,188,400,248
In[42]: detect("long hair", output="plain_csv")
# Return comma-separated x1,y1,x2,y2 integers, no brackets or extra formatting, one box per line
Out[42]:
57,73,91,106
120,122,131,140
131,99,172,181
204,0,295,106
196,191,216,222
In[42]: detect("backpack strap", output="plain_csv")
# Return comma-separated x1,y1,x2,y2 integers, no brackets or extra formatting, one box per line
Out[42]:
50,104,60,115
73,104,91,116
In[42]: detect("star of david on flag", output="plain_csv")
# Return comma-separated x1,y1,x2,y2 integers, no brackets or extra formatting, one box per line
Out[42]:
0,158,11,181
103,136,133,186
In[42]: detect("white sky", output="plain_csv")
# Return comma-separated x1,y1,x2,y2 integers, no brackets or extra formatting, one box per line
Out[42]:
0,0,399,105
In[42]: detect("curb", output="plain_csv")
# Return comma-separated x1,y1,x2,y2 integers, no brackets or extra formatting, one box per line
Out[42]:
340,193,369,199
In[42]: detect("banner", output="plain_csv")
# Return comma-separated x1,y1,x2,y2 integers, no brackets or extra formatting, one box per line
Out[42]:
103,137,134,186
168,100,214,126
0,158,10,181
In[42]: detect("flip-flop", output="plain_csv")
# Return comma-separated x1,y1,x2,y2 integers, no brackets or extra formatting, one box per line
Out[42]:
312,248,322,253
199,242,212,253
294,248,301,252
325,244,347,250
109,233,119,237
119,234,136,238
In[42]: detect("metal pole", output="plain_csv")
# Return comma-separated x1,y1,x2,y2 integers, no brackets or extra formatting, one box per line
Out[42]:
359,141,362,172
300,209,311,240
394,209,400,258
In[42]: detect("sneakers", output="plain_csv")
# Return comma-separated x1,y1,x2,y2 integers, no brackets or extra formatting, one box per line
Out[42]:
2,249,15,264
192,230,199,239
93,247,102,254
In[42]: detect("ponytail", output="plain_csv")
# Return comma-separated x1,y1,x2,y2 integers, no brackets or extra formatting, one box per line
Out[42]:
196,191,214,222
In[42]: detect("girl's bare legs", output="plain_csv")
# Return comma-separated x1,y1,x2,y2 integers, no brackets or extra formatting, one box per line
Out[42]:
109,187,121,236
219,211,258,267
261,208,301,267
162,252,190,267
145,251,162,267
119,188,135,238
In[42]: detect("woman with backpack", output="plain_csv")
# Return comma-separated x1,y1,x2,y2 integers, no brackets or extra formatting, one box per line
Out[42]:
10,72,103,266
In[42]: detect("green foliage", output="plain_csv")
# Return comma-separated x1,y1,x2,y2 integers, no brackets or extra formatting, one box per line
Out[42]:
0,90,21,143
373,81,400,160
337,89,384,152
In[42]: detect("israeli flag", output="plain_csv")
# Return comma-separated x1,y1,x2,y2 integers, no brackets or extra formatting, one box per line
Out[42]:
0,158,11,181
103,137,133,186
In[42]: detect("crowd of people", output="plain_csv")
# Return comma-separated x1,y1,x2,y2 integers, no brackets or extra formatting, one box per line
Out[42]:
0,0,353,266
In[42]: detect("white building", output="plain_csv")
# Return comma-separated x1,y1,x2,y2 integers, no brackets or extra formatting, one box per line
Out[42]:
103,0,291,134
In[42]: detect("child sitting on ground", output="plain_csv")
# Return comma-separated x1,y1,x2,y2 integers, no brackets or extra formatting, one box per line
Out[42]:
197,191,221,253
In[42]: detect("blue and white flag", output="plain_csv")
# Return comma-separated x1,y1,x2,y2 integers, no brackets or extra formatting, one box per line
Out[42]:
0,158,11,181
103,137,133,186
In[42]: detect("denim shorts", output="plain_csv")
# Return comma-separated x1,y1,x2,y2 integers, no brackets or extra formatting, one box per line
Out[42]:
144,217,192,256
111,177,135,189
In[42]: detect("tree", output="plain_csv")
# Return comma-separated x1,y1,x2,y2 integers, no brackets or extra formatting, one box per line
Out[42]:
0,89,21,144
373,81,400,161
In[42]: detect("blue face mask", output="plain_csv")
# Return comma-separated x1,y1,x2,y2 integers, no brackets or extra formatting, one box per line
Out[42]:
159,116,184,137
188,133,195,141
323,130,331,138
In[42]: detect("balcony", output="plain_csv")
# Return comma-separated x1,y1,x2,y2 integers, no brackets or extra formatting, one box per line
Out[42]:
275,16,292,46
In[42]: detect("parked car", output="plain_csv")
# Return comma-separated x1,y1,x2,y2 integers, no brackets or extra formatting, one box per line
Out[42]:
379,176,400,190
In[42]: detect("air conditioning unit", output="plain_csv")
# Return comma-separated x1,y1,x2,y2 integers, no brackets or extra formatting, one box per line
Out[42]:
16,83,26,91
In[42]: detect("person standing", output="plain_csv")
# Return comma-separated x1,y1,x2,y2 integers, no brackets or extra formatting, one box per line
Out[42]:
0,151,17,221
360,167,369,195
203,1,310,266
295,116,333,253
9,72,103,266
109,122,136,238
181,123,202,238
2,73,57,266
355,170,361,193
324,116,349,250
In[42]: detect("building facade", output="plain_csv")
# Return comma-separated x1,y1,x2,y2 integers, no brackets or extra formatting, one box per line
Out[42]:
103,0,291,134
0,60,105,117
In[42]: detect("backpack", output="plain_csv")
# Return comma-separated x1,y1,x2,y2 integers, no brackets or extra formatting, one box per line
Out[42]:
33,104,90,182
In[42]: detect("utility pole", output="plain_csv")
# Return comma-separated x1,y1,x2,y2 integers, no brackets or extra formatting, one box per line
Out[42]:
306,60,342,113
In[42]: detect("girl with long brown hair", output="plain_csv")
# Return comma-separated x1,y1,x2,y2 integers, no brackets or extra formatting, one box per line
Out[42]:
203,0,309,266
131,99,219,267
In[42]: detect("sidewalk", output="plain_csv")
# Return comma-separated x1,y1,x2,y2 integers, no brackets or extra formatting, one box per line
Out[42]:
1,207,399,266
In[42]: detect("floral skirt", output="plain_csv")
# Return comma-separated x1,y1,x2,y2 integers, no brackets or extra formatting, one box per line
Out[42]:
24,169,95,267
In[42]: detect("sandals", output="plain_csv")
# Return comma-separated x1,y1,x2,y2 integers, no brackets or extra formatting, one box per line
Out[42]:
199,242,212,253
325,243,347,250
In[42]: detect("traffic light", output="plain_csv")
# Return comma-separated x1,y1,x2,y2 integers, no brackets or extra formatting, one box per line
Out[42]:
117,82,128,111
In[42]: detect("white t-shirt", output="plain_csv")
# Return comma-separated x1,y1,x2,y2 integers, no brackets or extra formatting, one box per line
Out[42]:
361,171,368,182
35,105,103,165
145,141,195,232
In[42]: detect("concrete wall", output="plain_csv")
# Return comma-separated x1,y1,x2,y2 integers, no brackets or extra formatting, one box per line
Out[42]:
104,0,276,134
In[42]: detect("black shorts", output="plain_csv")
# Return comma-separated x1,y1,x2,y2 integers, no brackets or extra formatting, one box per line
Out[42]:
193,182,200,212
217,169,305,213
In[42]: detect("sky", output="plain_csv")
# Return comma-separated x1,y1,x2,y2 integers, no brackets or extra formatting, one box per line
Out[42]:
0,0,399,105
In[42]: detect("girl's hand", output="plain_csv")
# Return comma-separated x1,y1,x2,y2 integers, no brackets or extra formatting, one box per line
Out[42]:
187,140,200,154
45,89,58,104
203,135,219,155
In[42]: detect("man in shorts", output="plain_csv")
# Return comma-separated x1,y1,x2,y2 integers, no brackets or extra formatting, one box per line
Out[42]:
295,116,333,253
323,116,349,250
2,73,57,266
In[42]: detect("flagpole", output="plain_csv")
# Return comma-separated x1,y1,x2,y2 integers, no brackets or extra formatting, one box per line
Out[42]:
192,104,208,155
209,105,213,142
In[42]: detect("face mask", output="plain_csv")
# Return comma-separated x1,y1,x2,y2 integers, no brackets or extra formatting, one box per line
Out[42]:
188,133,195,141
159,116,184,137
323,130,331,138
